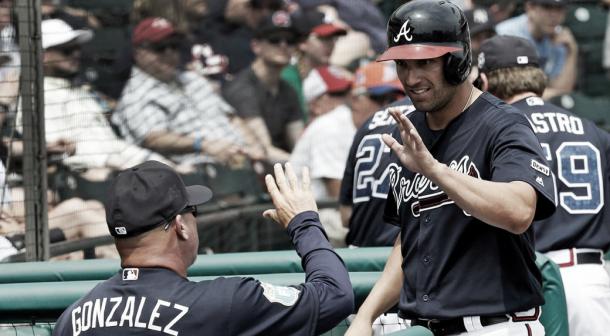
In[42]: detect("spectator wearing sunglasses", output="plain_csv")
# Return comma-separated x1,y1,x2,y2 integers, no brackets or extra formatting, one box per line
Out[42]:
222,11,305,163
14,18,170,173
113,17,266,167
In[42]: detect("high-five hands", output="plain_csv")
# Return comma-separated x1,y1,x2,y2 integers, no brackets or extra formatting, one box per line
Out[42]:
382,108,440,176
263,163,318,228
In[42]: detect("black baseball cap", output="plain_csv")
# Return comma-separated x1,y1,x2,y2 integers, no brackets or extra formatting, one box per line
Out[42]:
105,161,213,238
478,35,540,73
528,0,566,7
254,10,298,39
464,7,495,36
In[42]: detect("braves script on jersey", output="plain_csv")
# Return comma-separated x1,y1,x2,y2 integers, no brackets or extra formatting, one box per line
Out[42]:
340,98,414,246
514,96,610,252
383,92,557,319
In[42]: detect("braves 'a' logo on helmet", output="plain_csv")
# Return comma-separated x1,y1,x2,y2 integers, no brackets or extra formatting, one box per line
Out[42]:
393,20,413,43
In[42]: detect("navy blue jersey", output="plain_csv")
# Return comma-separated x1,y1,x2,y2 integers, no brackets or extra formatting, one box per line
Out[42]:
513,96,610,252
383,92,557,319
52,212,353,336
340,98,414,246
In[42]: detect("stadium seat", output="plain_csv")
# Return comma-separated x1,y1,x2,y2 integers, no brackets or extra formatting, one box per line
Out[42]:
0,324,53,336
565,2,610,97
548,93,610,132
385,326,433,336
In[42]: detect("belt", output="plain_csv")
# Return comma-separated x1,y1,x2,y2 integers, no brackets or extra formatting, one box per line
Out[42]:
411,315,509,336
552,249,604,268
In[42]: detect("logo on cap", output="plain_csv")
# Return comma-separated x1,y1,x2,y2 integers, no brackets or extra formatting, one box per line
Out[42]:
517,56,529,64
151,18,171,29
272,11,291,27
115,227,127,235
473,9,489,24
477,52,485,69
393,20,413,43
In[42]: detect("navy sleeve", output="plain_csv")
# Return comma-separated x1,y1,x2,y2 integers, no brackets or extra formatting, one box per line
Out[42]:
228,212,353,335
490,114,557,220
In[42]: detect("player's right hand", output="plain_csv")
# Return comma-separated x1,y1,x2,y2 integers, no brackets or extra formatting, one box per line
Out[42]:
263,163,318,228
344,318,373,336
383,108,439,176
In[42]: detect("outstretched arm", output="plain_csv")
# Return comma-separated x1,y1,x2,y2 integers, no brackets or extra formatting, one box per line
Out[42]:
382,109,537,234
263,163,354,334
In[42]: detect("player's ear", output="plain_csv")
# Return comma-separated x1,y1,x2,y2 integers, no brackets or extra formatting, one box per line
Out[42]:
174,215,190,241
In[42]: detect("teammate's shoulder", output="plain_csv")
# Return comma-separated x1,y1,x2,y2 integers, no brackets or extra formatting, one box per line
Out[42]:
362,98,415,133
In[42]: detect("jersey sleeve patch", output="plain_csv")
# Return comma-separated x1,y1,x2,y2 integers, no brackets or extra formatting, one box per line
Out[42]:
259,282,300,306
531,159,550,176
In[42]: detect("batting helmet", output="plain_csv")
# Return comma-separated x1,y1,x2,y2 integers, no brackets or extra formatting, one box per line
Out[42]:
377,0,472,85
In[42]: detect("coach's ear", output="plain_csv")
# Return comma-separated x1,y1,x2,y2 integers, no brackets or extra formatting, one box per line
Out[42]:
174,214,190,241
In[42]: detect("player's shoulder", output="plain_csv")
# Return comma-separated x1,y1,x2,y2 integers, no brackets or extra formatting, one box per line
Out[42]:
360,98,415,134
474,92,531,128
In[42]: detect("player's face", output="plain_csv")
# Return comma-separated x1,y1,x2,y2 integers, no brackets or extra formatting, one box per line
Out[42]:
394,57,457,113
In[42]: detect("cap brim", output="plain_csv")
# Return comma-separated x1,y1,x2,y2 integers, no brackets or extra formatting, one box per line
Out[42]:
313,24,347,37
186,185,213,206
368,84,404,96
377,44,462,61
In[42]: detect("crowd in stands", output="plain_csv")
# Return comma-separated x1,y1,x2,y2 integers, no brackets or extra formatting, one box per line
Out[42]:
0,0,609,259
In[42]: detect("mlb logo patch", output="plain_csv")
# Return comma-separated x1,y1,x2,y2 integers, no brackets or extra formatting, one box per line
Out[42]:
123,268,139,281
517,56,529,64
531,159,550,176
115,227,127,235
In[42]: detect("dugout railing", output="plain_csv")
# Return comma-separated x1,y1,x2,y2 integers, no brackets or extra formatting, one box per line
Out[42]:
0,248,568,336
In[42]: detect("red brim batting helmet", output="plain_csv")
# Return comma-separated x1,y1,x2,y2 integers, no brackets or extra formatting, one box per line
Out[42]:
378,0,472,85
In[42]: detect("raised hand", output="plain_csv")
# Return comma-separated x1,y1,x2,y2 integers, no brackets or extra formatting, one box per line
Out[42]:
263,163,318,228
382,108,439,176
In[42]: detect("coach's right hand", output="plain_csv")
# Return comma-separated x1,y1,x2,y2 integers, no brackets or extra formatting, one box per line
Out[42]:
263,163,318,228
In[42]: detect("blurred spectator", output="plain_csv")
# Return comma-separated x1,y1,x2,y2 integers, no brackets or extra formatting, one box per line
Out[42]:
496,0,578,99
282,8,347,119
131,0,231,83
290,65,354,246
41,0,101,29
193,0,286,74
472,0,517,23
297,0,387,53
0,0,18,110
17,18,171,173
222,11,304,162
464,7,496,54
350,62,404,129
113,17,263,167
303,65,352,120
0,159,117,260
340,62,406,248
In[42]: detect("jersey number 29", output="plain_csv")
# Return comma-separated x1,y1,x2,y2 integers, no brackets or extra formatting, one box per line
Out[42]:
541,141,604,214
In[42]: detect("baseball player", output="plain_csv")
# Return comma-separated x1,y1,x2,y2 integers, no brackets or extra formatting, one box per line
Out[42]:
346,1,557,335
478,35,610,336
340,97,413,247
52,161,354,335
